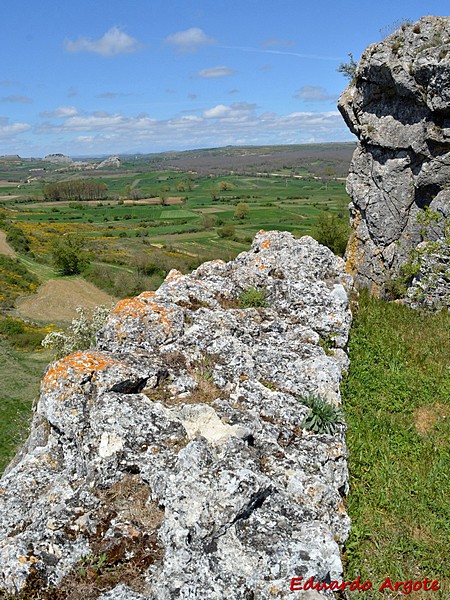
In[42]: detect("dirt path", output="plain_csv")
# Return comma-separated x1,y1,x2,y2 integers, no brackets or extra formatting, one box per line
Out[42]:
15,278,116,323
0,231,16,257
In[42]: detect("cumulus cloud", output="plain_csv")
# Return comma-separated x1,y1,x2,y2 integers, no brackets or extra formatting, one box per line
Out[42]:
295,85,336,102
197,66,236,79
31,103,351,155
40,106,78,118
203,102,256,120
0,117,31,139
1,95,32,104
64,27,141,57
164,27,215,53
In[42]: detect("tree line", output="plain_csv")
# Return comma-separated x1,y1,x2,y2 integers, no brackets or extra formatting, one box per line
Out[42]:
43,180,108,201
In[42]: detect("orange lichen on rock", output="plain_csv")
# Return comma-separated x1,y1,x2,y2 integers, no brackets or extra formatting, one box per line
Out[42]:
41,350,120,393
112,292,156,317
261,239,271,249
112,294,178,336
164,269,184,283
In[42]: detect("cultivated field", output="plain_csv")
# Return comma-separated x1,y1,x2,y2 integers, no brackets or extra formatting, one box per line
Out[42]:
15,278,115,322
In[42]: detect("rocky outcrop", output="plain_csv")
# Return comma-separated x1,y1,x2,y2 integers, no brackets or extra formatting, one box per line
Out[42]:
338,16,450,298
0,232,352,599
96,155,121,169
44,153,74,165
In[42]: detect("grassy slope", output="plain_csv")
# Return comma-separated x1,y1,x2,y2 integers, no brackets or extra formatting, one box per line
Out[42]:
342,291,449,597
0,341,51,473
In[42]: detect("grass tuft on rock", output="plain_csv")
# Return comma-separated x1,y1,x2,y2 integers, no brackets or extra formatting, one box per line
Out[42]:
300,395,344,435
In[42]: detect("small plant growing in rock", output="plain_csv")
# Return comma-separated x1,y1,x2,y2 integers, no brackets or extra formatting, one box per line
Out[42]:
300,395,344,435
238,287,267,308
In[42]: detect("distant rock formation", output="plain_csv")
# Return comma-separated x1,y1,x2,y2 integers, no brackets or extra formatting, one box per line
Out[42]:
338,16,450,303
0,232,352,599
96,155,121,169
0,154,21,162
44,153,74,165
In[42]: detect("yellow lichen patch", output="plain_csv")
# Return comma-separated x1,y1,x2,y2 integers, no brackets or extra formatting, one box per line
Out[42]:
327,443,344,458
41,350,120,394
337,499,347,515
18,555,39,565
261,239,271,249
345,232,361,276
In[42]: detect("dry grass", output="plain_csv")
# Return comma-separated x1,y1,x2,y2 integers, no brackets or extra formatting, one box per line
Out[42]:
0,231,16,257
15,279,115,323
0,475,164,599
414,403,449,435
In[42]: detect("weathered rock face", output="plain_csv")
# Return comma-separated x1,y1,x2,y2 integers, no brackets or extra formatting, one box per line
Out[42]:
338,16,450,297
0,232,352,599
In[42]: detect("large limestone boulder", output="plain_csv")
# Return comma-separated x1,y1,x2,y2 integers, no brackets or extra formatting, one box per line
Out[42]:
338,16,450,302
0,232,352,599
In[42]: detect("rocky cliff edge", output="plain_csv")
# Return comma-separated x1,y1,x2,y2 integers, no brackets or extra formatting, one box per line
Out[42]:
0,231,352,599
338,16,450,303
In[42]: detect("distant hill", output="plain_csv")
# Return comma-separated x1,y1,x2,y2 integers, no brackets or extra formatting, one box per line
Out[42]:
118,143,356,177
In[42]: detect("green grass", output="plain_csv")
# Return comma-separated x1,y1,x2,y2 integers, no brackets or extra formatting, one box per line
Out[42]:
0,255,41,310
342,291,449,597
0,340,51,473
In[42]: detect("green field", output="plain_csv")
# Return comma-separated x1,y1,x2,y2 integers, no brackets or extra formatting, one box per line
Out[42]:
0,151,350,301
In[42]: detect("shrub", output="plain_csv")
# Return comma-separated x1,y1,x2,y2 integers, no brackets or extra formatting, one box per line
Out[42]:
337,53,357,82
0,318,25,335
300,395,344,435
239,287,267,308
50,235,90,276
217,224,235,238
234,202,249,220
41,306,111,358
313,212,350,256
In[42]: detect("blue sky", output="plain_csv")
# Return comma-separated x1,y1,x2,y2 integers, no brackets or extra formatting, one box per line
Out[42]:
0,0,446,156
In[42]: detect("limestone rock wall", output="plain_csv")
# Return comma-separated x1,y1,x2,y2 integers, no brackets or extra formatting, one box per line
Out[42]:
338,16,450,296
0,232,352,599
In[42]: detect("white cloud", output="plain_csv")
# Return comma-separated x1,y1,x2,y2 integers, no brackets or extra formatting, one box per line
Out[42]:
197,66,236,79
40,106,78,118
0,117,31,139
203,102,256,120
164,27,215,53
295,86,336,102
31,104,351,155
64,27,141,57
